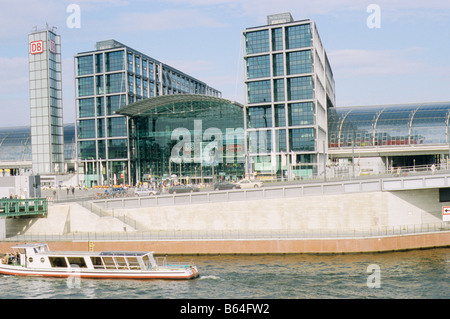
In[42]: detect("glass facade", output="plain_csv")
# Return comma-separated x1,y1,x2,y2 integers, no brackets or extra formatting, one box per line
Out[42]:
28,27,64,175
328,103,450,148
116,95,245,183
75,40,221,187
0,124,76,174
243,15,335,179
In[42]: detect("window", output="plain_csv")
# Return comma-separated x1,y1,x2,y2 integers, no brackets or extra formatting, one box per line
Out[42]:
127,53,134,72
247,55,270,79
275,104,286,127
67,257,87,268
273,54,284,76
272,28,283,51
78,98,95,118
98,140,106,159
77,55,93,76
247,106,272,128
248,130,272,153
246,30,269,54
115,257,128,269
77,77,94,97
288,102,315,126
276,129,287,152
79,141,96,160
126,257,141,269
96,75,104,94
287,50,312,75
97,118,105,138
107,95,126,115
107,117,127,137
95,54,103,73
287,76,313,101
102,257,116,269
135,56,141,75
108,139,128,159
247,80,271,104
96,97,104,116
78,119,95,139
106,73,125,94
49,256,68,268
286,24,311,49
91,256,104,269
105,51,124,72
289,128,315,151
273,79,285,102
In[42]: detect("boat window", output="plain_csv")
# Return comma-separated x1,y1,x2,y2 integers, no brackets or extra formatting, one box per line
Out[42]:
67,257,87,268
115,257,128,269
102,256,117,269
142,255,150,269
126,257,141,270
49,257,68,268
90,256,104,269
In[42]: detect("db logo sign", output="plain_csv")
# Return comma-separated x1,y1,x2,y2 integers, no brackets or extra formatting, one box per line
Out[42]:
30,40,44,54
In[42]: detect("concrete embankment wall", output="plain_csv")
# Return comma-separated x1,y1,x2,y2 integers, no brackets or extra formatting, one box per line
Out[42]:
2,188,448,254
0,232,449,254
113,189,444,232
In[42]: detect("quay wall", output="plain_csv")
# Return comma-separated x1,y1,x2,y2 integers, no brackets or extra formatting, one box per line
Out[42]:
113,189,444,232
0,232,449,254
2,188,449,254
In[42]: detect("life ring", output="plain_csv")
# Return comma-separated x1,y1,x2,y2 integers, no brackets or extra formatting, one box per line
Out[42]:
1,257,7,264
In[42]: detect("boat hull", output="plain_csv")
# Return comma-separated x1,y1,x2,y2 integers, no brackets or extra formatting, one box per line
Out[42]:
0,264,199,280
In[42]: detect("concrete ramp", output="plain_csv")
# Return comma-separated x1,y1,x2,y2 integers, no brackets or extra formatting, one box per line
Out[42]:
67,202,136,233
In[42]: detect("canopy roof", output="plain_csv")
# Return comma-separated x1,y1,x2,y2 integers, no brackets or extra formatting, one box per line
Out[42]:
115,94,243,118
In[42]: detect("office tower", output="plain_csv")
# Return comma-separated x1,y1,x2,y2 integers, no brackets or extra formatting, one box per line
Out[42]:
243,13,335,179
28,26,64,175
75,40,221,187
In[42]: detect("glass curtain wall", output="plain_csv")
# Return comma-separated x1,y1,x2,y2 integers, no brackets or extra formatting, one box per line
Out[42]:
127,99,245,185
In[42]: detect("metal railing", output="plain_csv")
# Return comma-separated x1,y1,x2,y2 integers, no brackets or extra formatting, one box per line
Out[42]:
88,171,450,210
3,222,449,242
0,198,48,217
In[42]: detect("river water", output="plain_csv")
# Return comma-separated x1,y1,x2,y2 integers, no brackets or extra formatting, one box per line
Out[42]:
0,248,448,300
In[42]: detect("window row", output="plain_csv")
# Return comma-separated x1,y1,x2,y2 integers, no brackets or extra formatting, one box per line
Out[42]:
247,76,314,104
247,102,315,129
77,117,127,139
79,139,128,160
77,73,126,97
245,23,312,55
77,51,126,76
246,50,313,79
247,128,315,153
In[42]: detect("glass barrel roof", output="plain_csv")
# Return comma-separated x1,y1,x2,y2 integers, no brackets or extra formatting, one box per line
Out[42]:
0,126,31,161
0,124,76,162
328,102,450,148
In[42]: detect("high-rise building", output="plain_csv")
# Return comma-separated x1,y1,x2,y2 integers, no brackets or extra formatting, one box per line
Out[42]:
28,26,64,175
74,40,221,187
242,13,335,179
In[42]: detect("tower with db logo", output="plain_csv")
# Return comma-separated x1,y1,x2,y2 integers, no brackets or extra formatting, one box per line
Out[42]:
28,26,64,175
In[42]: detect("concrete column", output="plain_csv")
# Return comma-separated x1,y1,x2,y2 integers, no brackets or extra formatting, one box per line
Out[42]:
0,217,6,240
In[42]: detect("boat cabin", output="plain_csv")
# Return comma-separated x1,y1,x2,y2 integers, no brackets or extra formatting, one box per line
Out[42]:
10,243,159,271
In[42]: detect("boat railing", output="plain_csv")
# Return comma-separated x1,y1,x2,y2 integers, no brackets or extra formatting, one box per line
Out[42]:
155,257,166,267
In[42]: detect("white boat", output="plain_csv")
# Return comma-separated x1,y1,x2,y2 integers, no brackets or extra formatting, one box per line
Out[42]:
0,243,199,280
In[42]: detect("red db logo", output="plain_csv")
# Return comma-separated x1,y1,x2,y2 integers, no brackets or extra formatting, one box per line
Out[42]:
30,40,44,54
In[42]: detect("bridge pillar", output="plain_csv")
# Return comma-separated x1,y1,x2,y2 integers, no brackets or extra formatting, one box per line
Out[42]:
0,217,5,240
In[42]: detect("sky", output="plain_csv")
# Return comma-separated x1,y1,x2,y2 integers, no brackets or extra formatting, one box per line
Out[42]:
1,0,450,127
